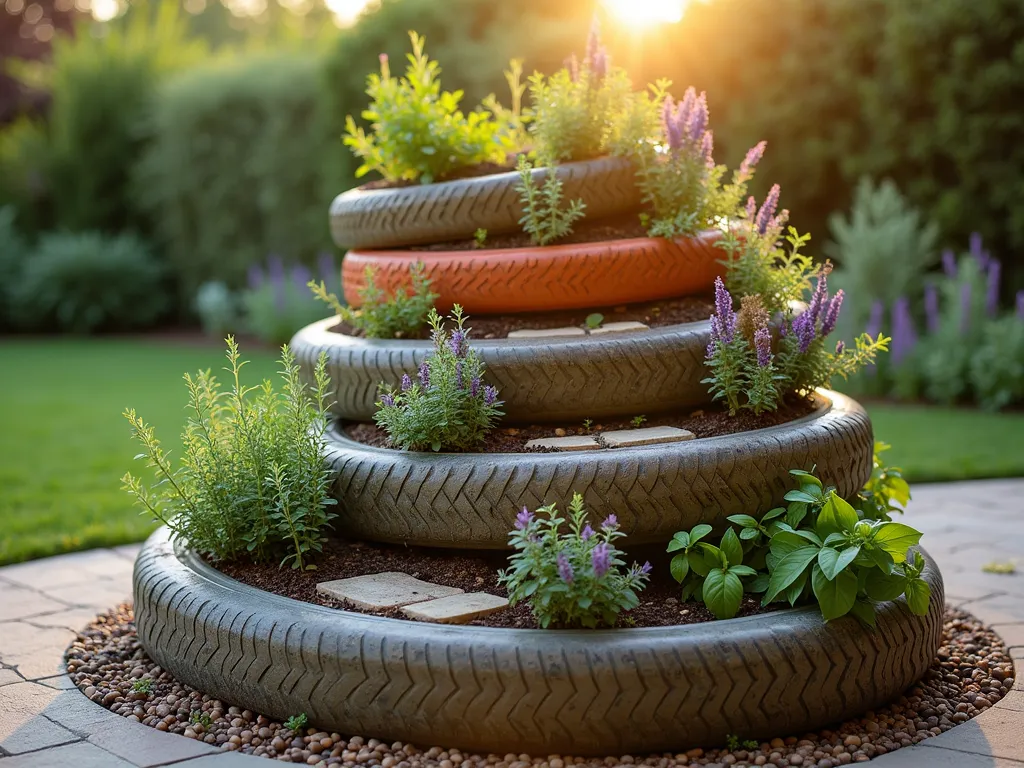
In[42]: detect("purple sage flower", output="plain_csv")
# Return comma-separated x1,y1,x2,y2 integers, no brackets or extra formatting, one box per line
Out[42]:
821,290,845,336
755,185,781,236
247,263,264,290
470,377,481,397
745,195,757,220
942,249,958,278
565,54,580,83
631,561,653,579
557,553,574,584
418,361,430,389
291,264,311,293
712,277,737,344
584,17,608,80
455,360,464,390
806,272,830,325
380,393,395,408
959,282,973,335
601,514,619,531
701,130,714,167
401,374,412,392
448,330,466,358
924,283,941,334
484,386,498,406
514,507,533,530
679,87,696,127
581,524,595,541
661,95,683,152
687,91,709,143
866,299,885,338
791,311,816,354
986,260,1001,317
835,340,845,356
970,232,990,269
1017,290,1024,319
891,296,917,365
591,543,611,578
737,141,767,182
754,326,772,367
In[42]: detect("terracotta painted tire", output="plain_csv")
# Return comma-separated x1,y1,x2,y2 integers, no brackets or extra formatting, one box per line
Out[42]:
343,231,724,315
329,157,641,251
322,391,873,549
134,527,944,756
292,316,717,423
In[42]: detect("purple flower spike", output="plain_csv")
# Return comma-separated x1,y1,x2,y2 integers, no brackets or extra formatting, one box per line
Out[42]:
591,543,611,578
557,553,574,584
484,385,498,406
792,312,816,353
712,276,737,343
380,393,395,408
679,87,696,126
942,249,957,278
821,290,845,336
891,296,917,365
924,283,940,334
401,374,412,392
267,254,285,283
581,524,595,541
835,340,845,356
247,263,264,290
754,326,772,367
986,260,1001,317
470,377,481,397
1016,290,1024,319
291,264,311,293
806,271,829,325
738,140,767,182
661,95,682,151
418,361,430,389
601,514,619,531
755,185,781,236
448,330,466,358
969,232,989,269
641,561,652,576
960,282,973,335
514,507,533,530
455,360,464,390
565,54,580,83
701,130,714,167
745,196,757,220
866,299,885,338
687,91,709,142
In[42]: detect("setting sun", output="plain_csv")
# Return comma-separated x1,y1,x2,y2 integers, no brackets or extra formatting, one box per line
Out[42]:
600,0,688,27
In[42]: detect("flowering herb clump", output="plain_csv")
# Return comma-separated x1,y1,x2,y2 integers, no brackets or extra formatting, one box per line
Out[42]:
499,493,652,628
704,273,889,414
374,305,502,451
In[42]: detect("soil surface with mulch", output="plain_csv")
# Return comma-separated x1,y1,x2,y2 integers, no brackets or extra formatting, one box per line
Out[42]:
411,214,650,252
67,604,1015,767
329,293,715,341
216,537,771,629
343,394,821,454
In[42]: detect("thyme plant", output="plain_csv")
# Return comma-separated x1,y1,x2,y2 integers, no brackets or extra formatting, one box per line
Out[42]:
500,493,652,628
375,306,503,451
515,156,586,246
121,339,337,570
309,262,437,339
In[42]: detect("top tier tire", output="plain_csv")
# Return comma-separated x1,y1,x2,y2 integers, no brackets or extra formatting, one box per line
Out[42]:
329,156,641,250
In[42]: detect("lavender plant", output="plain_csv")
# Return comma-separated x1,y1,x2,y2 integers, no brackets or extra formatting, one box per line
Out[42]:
121,340,337,570
344,32,512,184
499,493,652,628
243,254,338,346
309,261,437,339
515,155,586,246
374,306,503,451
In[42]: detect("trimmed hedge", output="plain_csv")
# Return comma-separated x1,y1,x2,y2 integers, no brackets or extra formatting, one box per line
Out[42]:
135,51,341,294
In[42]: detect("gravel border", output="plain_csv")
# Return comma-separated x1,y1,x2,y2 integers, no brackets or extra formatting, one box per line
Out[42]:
68,604,1014,768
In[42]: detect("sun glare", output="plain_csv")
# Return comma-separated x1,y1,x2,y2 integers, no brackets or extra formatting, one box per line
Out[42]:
600,0,687,27
90,0,119,21
325,0,376,27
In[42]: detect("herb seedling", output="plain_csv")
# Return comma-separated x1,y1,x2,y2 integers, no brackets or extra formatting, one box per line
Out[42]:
582,418,594,432
284,713,308,732
131,678,153,694
515,156,586,246
585,312,604,329
189,711,212,727
630,415,647,428
473,228,488,248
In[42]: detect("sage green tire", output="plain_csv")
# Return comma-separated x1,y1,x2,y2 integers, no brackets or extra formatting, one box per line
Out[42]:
328,156,641,250
134,528,944,756
322,391,874,549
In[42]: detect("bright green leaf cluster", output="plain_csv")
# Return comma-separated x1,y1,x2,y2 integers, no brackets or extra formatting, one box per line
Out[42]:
309,262,437,340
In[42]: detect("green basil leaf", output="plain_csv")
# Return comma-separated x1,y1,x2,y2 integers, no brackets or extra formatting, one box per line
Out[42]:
703,568,744,619
785,490,819,504
688,549,711,577
729,564,758,578
784,568,809,606
690,524,713,544
786,501,808,528
769,530,811,557
727,514,760,528
763,546,819,604
670,554,690,583
904,577,932,616
818,545,861,581
747,573,770,593
849,599,877,628
739,527,760,541
863,568,907,602
873,523,923,563
762,507,786,521
721,528,744,567
811,564,858,621
789,469,823,487
817,494,859,537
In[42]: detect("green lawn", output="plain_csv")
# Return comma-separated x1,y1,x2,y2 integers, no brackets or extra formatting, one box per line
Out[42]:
1,338,1022,565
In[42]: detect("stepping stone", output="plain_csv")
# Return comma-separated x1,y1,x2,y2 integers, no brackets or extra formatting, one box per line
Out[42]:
525,435,601,451
401,592,510,624
589,321,649,335
507,326,586,338
601,426,696,448
316,573,463,610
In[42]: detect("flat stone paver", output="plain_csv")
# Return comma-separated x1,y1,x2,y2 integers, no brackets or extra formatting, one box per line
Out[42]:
315,572,463,609
0,483,1022,766
589,321,649,334
506,326,586,338
601,425,695,448
401,592,510,624
524,435,601,451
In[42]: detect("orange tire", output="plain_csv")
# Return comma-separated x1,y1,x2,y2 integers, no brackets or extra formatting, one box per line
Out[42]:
342,231,725,314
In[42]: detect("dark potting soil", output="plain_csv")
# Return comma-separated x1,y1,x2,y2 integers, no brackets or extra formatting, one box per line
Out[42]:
343,394,821,454
410,214,650,251
215,537,774,629
360,161,518,190
329,293,715,340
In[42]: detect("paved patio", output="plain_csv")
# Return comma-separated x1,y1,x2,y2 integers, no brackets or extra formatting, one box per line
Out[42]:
1,479,1023,767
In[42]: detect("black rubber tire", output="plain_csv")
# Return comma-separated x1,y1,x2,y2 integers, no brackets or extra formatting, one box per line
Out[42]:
134,528,944,756
329,157,642,250
291,316,716,424
322,391,874,549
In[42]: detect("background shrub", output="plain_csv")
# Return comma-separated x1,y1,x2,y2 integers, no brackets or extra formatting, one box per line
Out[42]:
135,51,340,295
10,231,167,333
0,206,27,330
241,254,339,347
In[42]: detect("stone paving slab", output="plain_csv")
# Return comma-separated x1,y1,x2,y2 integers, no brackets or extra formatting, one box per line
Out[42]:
601,425,695,448
316,572,463,609
524,435,601,451
0,489,1022,766
401,591,510,623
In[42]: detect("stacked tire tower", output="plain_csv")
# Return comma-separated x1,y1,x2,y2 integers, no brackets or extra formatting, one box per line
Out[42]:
133,159,944,756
